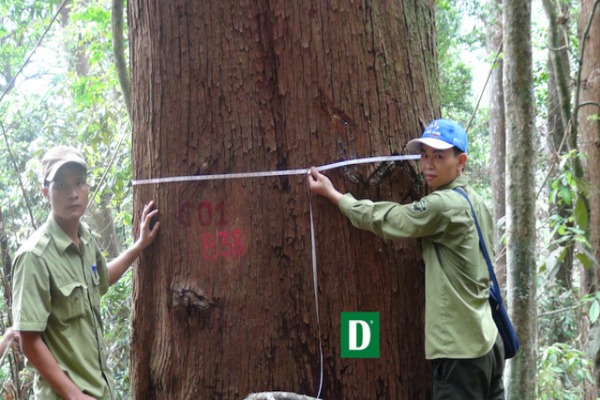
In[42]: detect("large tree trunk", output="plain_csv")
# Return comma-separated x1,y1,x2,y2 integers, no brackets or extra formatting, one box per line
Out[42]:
580,0,600,300
128,1,438,399
503,0,538,397
578,0,600,392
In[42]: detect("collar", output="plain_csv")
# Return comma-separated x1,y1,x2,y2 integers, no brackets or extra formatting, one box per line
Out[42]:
46,214,91,253
437,175,469,191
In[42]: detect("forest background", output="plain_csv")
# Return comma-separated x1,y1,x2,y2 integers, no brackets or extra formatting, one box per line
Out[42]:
0,0,598,399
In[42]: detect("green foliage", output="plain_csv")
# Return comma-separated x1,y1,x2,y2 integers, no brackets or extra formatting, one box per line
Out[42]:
537,284,583,346
0,0,61,88
536,147,597,397
101,271,133,398
587,292,600,324
463,109,492,201
538,342,594,399
435,0,492,199
537,149,594,341
1,0,133,397
546,150,592,261
436,0,476,122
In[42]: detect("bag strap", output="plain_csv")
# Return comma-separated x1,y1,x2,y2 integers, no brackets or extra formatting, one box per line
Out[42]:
452,187,505,305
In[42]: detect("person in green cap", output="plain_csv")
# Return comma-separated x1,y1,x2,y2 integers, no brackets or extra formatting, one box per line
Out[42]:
12,145,160,399
308,119,504,399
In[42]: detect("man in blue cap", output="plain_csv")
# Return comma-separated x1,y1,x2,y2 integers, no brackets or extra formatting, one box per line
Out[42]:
308,119,504,399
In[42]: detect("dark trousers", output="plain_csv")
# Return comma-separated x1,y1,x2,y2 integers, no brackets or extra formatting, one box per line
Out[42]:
431,334,505,400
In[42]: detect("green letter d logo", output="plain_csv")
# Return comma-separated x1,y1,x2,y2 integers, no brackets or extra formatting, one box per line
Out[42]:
341,312,380,358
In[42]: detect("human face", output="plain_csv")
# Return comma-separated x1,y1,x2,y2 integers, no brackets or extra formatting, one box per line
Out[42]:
418,145,467,189
42,164,89,224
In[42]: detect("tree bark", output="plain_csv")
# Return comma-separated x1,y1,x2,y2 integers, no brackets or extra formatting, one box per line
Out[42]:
111,0,132,119
543,0,574,302
542,0,573,131
244,392,319,400
578,0,600,393
486,0,507,290
128,1,438,399
580,0,600,297
503,0,538,397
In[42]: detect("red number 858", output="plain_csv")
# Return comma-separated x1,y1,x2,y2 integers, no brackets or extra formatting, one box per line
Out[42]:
201,229,245,260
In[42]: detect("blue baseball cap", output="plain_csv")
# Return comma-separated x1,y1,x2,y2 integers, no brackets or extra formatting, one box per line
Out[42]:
406,119,468,154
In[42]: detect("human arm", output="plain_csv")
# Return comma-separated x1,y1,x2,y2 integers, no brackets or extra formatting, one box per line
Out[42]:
308,166,420,238
337,189,453,240
308,166,449,239
0,327,15,355
18,331,95,400
307,167,344,205
107,200,160,285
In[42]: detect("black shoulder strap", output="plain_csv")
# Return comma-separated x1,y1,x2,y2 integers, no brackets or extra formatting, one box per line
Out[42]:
453,187,505,305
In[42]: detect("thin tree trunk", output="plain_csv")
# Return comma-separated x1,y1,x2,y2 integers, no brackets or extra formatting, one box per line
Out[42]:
543,0,574,309
486,0,507,290
503,0,538,397
128,1,439,398
83,194,121,259
111,0,132,119
542,0,573,130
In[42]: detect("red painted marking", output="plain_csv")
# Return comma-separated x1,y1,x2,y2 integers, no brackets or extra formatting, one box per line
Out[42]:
177,201,229,227
201,229,246,261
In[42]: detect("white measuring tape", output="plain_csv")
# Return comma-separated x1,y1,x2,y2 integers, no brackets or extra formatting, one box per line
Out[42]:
132,154,421,399
131,155,420,186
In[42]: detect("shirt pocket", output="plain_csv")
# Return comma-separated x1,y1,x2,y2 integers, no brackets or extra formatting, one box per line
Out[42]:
54,282,87,322
89,266,102,303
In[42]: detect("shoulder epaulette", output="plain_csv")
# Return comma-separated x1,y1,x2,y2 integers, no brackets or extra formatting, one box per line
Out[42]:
31,234,51,257
16,223,52,258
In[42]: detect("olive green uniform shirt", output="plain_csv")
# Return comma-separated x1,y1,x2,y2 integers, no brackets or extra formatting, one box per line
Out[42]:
338,176,498,359
12,215,115,399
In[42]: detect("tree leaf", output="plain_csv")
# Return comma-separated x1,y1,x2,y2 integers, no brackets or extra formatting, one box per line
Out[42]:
560,186,572,205
589,300,600,323
576,253,593,270
574,197,588,230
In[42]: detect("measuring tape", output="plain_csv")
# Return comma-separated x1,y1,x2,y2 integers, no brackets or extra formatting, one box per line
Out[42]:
132,154,421,399
131,155,420,186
